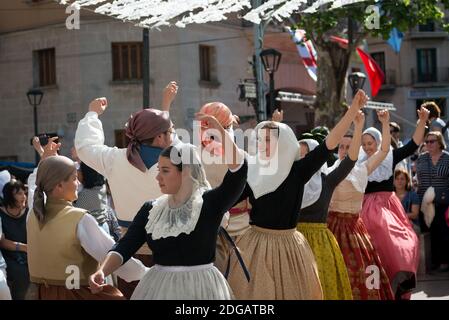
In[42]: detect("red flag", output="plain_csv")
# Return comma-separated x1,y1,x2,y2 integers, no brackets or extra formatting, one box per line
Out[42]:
329,36,385,97
356,48,385,97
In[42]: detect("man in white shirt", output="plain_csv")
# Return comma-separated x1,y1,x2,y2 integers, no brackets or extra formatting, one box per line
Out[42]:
74,82,178,298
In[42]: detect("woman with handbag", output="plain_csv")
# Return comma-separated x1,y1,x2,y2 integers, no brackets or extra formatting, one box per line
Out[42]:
416,131,449,273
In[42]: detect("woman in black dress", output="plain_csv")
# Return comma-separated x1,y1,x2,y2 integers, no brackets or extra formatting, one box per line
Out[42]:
89,114,247,299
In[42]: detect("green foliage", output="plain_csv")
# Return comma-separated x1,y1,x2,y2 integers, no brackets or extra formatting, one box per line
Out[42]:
291,0,449,45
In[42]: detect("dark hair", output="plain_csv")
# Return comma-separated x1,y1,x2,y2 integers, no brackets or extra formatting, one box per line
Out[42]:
80,162,105,189
389,122,401,133
2,179,26,208
160,146,183,171
343,134,353,139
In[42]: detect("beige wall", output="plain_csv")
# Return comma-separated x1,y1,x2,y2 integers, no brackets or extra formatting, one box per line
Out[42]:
0,17,255,162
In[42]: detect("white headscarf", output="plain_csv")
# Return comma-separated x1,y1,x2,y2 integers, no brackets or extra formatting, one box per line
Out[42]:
0,170,11,198
145,143,212,240
300,139,326,209
247,121,300,199
358,127,393,182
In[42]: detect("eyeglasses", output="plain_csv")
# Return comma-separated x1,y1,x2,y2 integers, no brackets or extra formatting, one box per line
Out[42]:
425,140,437,144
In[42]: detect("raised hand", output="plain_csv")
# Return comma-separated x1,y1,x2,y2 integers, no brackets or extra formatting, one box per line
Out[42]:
271,109,284,123
417,106,430,122
89,97,108,115
377,109,390,124
351,90,369,111
41,137,61,161
162,81,178,111
195,113,224,132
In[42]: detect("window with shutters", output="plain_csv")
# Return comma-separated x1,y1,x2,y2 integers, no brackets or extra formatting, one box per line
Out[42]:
199,45,219,86
33,48,56,87
112,42,143,81
417,48,437,82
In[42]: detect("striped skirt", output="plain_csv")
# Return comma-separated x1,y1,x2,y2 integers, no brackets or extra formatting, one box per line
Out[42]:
328,211,394,300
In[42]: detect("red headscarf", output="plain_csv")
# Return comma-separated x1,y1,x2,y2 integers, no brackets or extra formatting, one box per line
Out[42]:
125,108,171,172
199,102,237,156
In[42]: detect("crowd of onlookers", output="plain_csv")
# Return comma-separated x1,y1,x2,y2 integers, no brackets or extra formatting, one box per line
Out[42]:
0,145,122,299
1,100,449,300
392,102,449,273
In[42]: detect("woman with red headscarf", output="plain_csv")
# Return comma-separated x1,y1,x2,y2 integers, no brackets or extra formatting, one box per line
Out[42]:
197,102,251,275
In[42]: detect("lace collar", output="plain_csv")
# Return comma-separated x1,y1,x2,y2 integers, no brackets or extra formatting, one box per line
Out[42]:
145,187,207,240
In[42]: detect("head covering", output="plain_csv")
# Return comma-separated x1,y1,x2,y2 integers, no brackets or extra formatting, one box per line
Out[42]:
199,102,237,129
125,108,172,173
34,156,77,222
199,102,237,156
145,143,212,240
247,121,300,199
299,139,326,209
359,127,393,182
0,170,11,198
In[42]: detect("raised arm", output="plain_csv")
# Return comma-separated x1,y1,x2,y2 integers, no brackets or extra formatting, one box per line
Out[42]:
75,98,118,177
348,111,364,161
366,110,391,175
326,112,365,189
412,106,430,145
326,90,368,150
161,81,178,112
28,137,61,210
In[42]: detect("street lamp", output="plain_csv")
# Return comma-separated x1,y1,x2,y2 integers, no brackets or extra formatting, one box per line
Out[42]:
260,48,282,117
348,72,367,96
27,88,44,164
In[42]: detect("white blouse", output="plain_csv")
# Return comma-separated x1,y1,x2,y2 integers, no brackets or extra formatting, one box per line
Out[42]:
27,168,148,282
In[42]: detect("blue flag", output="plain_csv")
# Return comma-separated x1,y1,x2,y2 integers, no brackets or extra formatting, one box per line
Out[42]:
387,28,403,53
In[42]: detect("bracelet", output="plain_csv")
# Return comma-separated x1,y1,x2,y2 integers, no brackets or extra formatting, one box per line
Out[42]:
15,242,20,252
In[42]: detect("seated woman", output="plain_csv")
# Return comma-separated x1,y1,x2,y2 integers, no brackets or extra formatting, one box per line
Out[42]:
89,114,247,300
394,168,420,234
0,180,29,300
26,141,147,300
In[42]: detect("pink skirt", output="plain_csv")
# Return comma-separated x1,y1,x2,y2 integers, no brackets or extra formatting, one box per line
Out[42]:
361,192,419,296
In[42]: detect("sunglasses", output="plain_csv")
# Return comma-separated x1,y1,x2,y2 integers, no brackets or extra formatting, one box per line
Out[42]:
425,140,437,144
